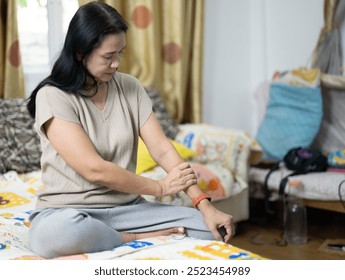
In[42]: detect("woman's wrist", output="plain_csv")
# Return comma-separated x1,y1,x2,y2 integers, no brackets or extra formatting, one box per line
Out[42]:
198,199,214,214
192,193,211,208
155,179,166,197
193,195,213,212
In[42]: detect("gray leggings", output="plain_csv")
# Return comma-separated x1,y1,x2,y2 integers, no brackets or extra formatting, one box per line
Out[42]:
29,198,214,258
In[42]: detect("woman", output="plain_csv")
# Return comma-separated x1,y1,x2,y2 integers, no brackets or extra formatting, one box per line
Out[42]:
26,1,234,258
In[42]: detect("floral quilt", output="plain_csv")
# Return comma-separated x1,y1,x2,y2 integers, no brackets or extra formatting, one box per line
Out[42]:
0,171,265,260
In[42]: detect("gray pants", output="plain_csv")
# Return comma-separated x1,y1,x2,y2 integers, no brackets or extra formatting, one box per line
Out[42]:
29,198,214,258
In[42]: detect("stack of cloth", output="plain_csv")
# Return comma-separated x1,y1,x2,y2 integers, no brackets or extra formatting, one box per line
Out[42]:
328,149,345,173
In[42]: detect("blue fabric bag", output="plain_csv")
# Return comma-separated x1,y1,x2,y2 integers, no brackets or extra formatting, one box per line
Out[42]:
256,83,323,161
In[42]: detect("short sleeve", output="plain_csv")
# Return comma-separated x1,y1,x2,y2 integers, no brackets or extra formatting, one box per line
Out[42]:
121,73,152,127
138,86,153,128
35,86,80,137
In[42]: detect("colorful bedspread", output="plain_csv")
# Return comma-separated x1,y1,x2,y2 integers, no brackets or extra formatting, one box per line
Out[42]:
0,171,265,260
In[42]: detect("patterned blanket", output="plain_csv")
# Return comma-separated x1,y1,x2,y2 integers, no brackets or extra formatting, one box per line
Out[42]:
0,171,265,260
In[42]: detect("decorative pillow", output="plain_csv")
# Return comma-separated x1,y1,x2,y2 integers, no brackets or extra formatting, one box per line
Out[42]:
191,164,228,200
145,87,180,139
136,138,196,174
256,83,323,161
0,99,41,173
175,123,261,191
141,162,235,207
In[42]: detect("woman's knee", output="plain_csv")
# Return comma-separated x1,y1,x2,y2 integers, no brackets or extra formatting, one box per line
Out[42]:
29,208,110,258
30,208,85,236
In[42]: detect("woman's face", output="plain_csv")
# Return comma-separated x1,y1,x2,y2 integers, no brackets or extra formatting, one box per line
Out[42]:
85,32,126,82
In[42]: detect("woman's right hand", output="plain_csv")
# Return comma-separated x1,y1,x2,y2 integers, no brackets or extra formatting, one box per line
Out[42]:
157,162,197,197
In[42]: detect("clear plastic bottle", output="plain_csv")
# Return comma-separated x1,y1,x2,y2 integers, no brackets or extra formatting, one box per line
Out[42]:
283,182,308,245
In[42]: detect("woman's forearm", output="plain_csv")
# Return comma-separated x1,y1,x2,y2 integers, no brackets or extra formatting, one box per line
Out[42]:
89,159,161,196
151,142,211,209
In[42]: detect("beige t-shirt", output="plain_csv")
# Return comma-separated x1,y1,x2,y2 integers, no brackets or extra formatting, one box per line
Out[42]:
34,72,152,208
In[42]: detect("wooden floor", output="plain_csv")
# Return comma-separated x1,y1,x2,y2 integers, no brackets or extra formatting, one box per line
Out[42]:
230,199,345,260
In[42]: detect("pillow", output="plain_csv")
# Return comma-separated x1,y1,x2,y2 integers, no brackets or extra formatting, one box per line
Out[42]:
0,99,41,173
145,87,180,139
256,83,322,161
142,162,234,207
175,123,261,191
136,138,196,174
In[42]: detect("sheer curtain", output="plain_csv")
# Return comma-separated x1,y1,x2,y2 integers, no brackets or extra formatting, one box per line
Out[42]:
0,0,25,99
312,0,345,75
311,0,345,154
79,0,204,123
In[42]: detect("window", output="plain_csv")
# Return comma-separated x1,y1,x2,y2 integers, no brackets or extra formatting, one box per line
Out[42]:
17,0,78,95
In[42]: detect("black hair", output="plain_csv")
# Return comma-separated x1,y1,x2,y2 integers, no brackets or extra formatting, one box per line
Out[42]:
26,1,128,118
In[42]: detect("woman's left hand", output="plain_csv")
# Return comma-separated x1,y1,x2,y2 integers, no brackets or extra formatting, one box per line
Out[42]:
199,202,235,243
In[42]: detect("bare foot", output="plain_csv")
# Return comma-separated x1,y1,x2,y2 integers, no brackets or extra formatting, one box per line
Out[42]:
120,227,185,243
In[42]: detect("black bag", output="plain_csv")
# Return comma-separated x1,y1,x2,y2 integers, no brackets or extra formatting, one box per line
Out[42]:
263,147,328,215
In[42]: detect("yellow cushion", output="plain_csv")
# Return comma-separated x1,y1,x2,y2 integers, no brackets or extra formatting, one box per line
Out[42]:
136,138,196,174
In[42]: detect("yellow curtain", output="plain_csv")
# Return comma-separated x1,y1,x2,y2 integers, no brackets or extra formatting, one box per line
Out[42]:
0,0,25,99
79,0,204,123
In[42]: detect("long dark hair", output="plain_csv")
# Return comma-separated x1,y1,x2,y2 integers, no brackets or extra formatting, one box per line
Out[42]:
26,1,128,118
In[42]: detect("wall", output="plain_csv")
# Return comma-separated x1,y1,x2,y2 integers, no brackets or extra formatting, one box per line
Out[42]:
22,0,324,134
203,0,323,135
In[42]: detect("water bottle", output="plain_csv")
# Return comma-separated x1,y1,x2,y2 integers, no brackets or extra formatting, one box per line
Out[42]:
283,182,308,245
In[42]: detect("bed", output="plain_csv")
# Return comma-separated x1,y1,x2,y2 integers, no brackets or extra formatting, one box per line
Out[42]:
249,166,345,214
0,169,267,260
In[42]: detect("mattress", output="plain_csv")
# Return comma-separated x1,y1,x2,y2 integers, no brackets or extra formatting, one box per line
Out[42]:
0,170,262,260
249,167,345,201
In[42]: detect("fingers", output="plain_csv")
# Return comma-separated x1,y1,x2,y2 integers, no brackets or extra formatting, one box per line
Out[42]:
202,207,235,244
177,162,196,175
160,162,198,196
183,174,197,185
177,162,191,170
211,224,234,243
174,163,198,186
211,213,235,243
211,228,223,242
221,223,235,243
